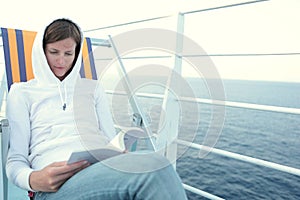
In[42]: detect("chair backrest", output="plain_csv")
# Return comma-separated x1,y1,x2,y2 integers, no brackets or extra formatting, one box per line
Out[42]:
1,27,97,91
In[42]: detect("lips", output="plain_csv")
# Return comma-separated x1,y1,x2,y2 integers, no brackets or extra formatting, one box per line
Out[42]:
55,66,65,70
52,66,66,76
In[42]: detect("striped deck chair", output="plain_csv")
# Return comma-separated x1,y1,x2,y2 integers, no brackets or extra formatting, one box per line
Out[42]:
0,27,98,200
1,27,97,91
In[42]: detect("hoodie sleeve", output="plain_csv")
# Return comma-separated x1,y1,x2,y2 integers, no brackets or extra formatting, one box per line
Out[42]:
95,82,116,140
6,83,34,191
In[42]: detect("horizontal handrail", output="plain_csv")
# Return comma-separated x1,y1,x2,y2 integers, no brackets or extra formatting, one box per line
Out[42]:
176,139,300,177
180,96,300,115
106,90,300,115
89,38,111,47
83,0,268,32
94,52,300,61
182,184,225,200
183,0,268,15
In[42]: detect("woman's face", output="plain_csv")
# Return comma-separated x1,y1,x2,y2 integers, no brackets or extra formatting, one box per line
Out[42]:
45,37,76,81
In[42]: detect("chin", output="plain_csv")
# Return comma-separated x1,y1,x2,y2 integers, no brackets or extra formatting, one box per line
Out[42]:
55,74,66,80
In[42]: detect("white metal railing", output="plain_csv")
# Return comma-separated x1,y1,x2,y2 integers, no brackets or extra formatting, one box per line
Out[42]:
106,89,300,198
180,96,300,115
96,2,300,197
183,184,225,200
106,90,300,115
176,139,300,177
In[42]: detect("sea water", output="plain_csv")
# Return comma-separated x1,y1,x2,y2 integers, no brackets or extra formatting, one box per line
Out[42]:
176,79,300,199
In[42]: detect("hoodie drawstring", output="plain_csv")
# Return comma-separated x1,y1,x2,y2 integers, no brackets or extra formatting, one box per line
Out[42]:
58,83,67,111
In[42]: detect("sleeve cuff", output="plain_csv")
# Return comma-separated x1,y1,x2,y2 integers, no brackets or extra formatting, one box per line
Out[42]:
16,168,35,192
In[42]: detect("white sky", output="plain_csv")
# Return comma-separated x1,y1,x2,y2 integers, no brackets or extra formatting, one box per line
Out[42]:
0,0,299,82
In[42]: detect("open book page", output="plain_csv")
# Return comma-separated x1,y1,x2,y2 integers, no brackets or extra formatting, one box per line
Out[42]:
107,130,126,151
108,127,145,150
67,147,123,164
67,127,145,164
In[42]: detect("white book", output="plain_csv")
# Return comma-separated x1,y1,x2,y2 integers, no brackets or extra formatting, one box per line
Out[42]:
67,127,145,164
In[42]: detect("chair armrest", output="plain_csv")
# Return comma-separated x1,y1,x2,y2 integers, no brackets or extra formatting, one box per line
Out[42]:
1,118,9,165
0,118,9,200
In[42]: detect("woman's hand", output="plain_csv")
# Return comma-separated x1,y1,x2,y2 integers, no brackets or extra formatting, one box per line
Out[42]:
29,160,90,192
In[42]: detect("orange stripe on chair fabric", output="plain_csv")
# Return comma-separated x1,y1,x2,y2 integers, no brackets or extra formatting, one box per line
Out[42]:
22,30,36,81
82,38,92,79
7,29,20,83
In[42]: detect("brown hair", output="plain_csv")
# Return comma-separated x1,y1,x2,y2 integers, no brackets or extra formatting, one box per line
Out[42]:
43,18,82,67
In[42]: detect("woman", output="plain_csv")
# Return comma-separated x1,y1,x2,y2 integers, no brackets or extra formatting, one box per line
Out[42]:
6,18,187,199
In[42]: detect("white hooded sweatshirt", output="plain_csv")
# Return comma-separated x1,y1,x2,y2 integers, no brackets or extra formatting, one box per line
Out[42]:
6,26,116,191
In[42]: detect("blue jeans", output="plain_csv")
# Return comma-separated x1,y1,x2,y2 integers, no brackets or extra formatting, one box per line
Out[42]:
34,152,187,200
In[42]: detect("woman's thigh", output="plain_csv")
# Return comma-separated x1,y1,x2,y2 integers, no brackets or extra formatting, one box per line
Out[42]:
35,152,187,200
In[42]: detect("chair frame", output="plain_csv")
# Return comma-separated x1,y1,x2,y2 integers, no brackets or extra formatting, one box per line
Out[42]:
0,119,9,200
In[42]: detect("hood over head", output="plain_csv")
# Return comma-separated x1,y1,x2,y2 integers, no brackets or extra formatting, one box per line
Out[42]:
31,21,83,87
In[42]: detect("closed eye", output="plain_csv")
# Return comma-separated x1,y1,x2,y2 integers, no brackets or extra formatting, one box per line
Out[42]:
65,52,74,56
49,50,58,54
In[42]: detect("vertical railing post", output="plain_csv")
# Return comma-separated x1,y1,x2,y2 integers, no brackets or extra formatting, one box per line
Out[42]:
157,13,185,167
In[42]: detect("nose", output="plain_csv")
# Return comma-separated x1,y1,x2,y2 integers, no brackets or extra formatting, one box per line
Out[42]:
56,55,65,66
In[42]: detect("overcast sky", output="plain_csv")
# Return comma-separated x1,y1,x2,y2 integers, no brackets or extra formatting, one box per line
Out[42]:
1,0,299,82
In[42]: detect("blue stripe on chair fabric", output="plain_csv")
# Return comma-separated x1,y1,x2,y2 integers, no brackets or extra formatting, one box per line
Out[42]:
15,29,27,82
79,58,85,79
1,28,13,90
